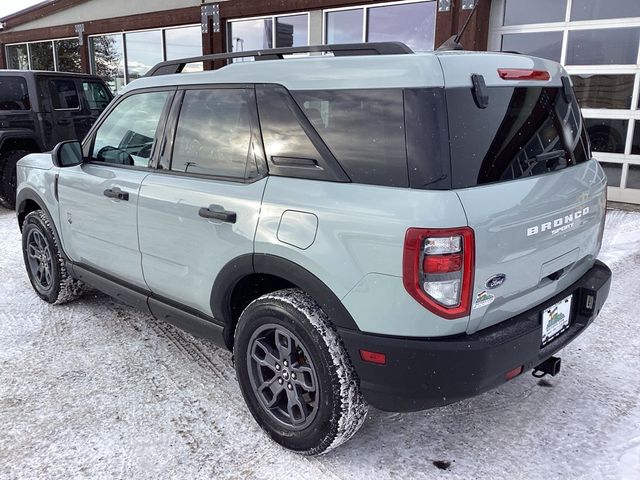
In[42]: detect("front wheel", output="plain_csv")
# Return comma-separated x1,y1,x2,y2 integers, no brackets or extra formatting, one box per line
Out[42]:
234,288,368,455
22,210,86,304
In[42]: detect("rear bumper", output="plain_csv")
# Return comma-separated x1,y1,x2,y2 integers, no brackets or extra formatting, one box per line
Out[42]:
339,260,612,412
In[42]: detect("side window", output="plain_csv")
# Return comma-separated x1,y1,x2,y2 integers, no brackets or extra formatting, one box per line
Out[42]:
171,89,254,178
0,76,30,111
82,81,112,111
91,91,170,167
49,79,80,110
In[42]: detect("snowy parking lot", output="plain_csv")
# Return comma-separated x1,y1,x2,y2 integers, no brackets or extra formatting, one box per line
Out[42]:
0,205,639,480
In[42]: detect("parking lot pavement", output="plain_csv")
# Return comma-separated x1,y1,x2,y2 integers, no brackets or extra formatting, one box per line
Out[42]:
1,205,639,480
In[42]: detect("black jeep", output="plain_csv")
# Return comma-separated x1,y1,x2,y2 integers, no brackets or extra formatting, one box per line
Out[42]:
0,70,113,209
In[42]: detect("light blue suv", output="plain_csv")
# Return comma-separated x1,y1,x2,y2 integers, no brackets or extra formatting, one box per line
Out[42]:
15,42,612,454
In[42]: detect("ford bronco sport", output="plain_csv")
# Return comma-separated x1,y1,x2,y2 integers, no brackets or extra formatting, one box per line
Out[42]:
0,70,112,209
15,42,612,455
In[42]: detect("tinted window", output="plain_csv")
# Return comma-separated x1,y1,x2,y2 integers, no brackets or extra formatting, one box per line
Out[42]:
55,39,81,73
571,0,640,21
49,79,80,110
626,165,640,189
0,77,30,111
501,32,563,62
125,30,162,80
91,91,170,167
326,9,363,44
446,87,588,188
275,14,308,47
571,75,634,110
633,122,640,155
29,42,54,71
368,1,436,51
6,44,29,70
165,26,203,73
599,162,622,187
293,89,408,187
566,28,640,65
171,89,254,178
585,119,628,154
228,19,273,58
503,0,567,25
82,81,112,110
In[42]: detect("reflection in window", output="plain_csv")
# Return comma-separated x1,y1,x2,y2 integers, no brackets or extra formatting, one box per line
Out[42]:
627,165,640,189
571,75,634,110
165,26,203,72
55,39,81,73
503,0,567,26
0,77,30,111
91,35,125,92
600,162,622,187
6,44,29,70
92,91,169,167
368,1,436,51
49,79,80,110
126,30,162,80
172,89,254,178
29,42,54,71
571,0,640,22
585,119,628,154
82,81,112,110
501,32,563,62
228,18,273,56
632,122,640,155
275,14,308,47
326,9,363,44
566,28,640,65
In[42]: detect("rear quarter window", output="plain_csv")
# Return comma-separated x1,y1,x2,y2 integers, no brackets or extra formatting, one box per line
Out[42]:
0,76,30,111
293,89,408,187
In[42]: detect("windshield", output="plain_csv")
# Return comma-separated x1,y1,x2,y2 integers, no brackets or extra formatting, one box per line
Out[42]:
446,86,589,189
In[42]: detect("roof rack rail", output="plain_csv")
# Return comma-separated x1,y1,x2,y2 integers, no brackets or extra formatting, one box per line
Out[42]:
146,42,413,77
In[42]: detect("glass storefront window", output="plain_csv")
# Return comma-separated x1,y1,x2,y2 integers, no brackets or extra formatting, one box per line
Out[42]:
125,30,163,80
571,75,635,110
326,9,363,44
585,119,629,154
6,44,29,70
91,34,125,92
368,1,436,51
627,165,640,189
600,162,623,187
571,0,640,22
275,14,308,48
55,39,81,73
632,123,640,155
503,0,567,26
566,28,640,65
501,32,563,62
229,18,273,55
165,26,203,72
29,42,54,71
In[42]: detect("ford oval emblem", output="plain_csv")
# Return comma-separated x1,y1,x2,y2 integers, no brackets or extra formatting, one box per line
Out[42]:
486,274,506,289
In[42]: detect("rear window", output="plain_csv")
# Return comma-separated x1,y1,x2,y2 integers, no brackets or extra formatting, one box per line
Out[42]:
0,76,30,111
293,89,408,187
49,79,80,110
446,86,589,188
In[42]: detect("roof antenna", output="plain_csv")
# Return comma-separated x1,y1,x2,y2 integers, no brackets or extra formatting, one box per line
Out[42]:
437,0,481,51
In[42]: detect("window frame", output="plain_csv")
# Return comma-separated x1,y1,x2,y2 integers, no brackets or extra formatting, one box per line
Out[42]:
159,84,269,184
488,0,640,203
5,37,80,72
47,78,82,112
82,86,177,172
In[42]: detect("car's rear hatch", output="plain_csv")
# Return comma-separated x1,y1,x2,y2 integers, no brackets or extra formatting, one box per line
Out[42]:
436,52,607,334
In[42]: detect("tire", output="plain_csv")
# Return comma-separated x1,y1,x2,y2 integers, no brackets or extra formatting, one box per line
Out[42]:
22,209,86,304
234,288,368,455
0,149,29,210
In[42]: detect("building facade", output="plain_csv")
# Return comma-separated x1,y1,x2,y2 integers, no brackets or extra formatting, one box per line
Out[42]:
1,0,639,204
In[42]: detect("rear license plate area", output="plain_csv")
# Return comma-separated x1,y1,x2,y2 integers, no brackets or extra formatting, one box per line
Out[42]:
541,294,573,347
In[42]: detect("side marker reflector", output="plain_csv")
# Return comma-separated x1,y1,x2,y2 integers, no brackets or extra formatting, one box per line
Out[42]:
359,349,387,365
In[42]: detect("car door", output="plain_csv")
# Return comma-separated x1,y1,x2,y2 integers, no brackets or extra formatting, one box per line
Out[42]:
42,76,81,145
79,79,113,138
58,88,174,289
138,86,267,318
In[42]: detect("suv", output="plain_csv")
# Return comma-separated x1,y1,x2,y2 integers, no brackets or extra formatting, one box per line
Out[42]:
0,70,112,209
15,43,612,455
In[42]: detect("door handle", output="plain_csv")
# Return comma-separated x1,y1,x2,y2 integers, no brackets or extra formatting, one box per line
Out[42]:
198,205,236,223
103,187,129,201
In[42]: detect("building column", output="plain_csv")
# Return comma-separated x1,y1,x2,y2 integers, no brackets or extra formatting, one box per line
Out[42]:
0,42,6,69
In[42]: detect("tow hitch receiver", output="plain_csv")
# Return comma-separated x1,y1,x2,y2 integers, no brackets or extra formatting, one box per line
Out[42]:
532,356,561,378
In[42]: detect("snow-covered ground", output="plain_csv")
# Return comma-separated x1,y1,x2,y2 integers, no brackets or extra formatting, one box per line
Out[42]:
0,206,639,480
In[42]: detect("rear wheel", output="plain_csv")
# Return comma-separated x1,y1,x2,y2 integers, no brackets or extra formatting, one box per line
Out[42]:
234,288,368,455
0,149,29,209
22,210,86,304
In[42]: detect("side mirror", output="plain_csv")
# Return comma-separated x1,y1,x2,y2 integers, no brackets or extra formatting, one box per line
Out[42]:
53,140,83,168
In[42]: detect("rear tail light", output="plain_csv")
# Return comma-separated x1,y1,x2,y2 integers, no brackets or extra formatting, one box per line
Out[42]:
498,68,550,81
403,227,475,319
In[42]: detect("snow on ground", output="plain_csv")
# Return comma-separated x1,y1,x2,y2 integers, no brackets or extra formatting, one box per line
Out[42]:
0,206,639,480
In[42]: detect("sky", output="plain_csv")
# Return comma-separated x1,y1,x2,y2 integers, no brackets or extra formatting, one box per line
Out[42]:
0,0,45,20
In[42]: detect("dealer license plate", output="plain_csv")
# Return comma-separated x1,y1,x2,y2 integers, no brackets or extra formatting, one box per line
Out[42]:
541,295,572,346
